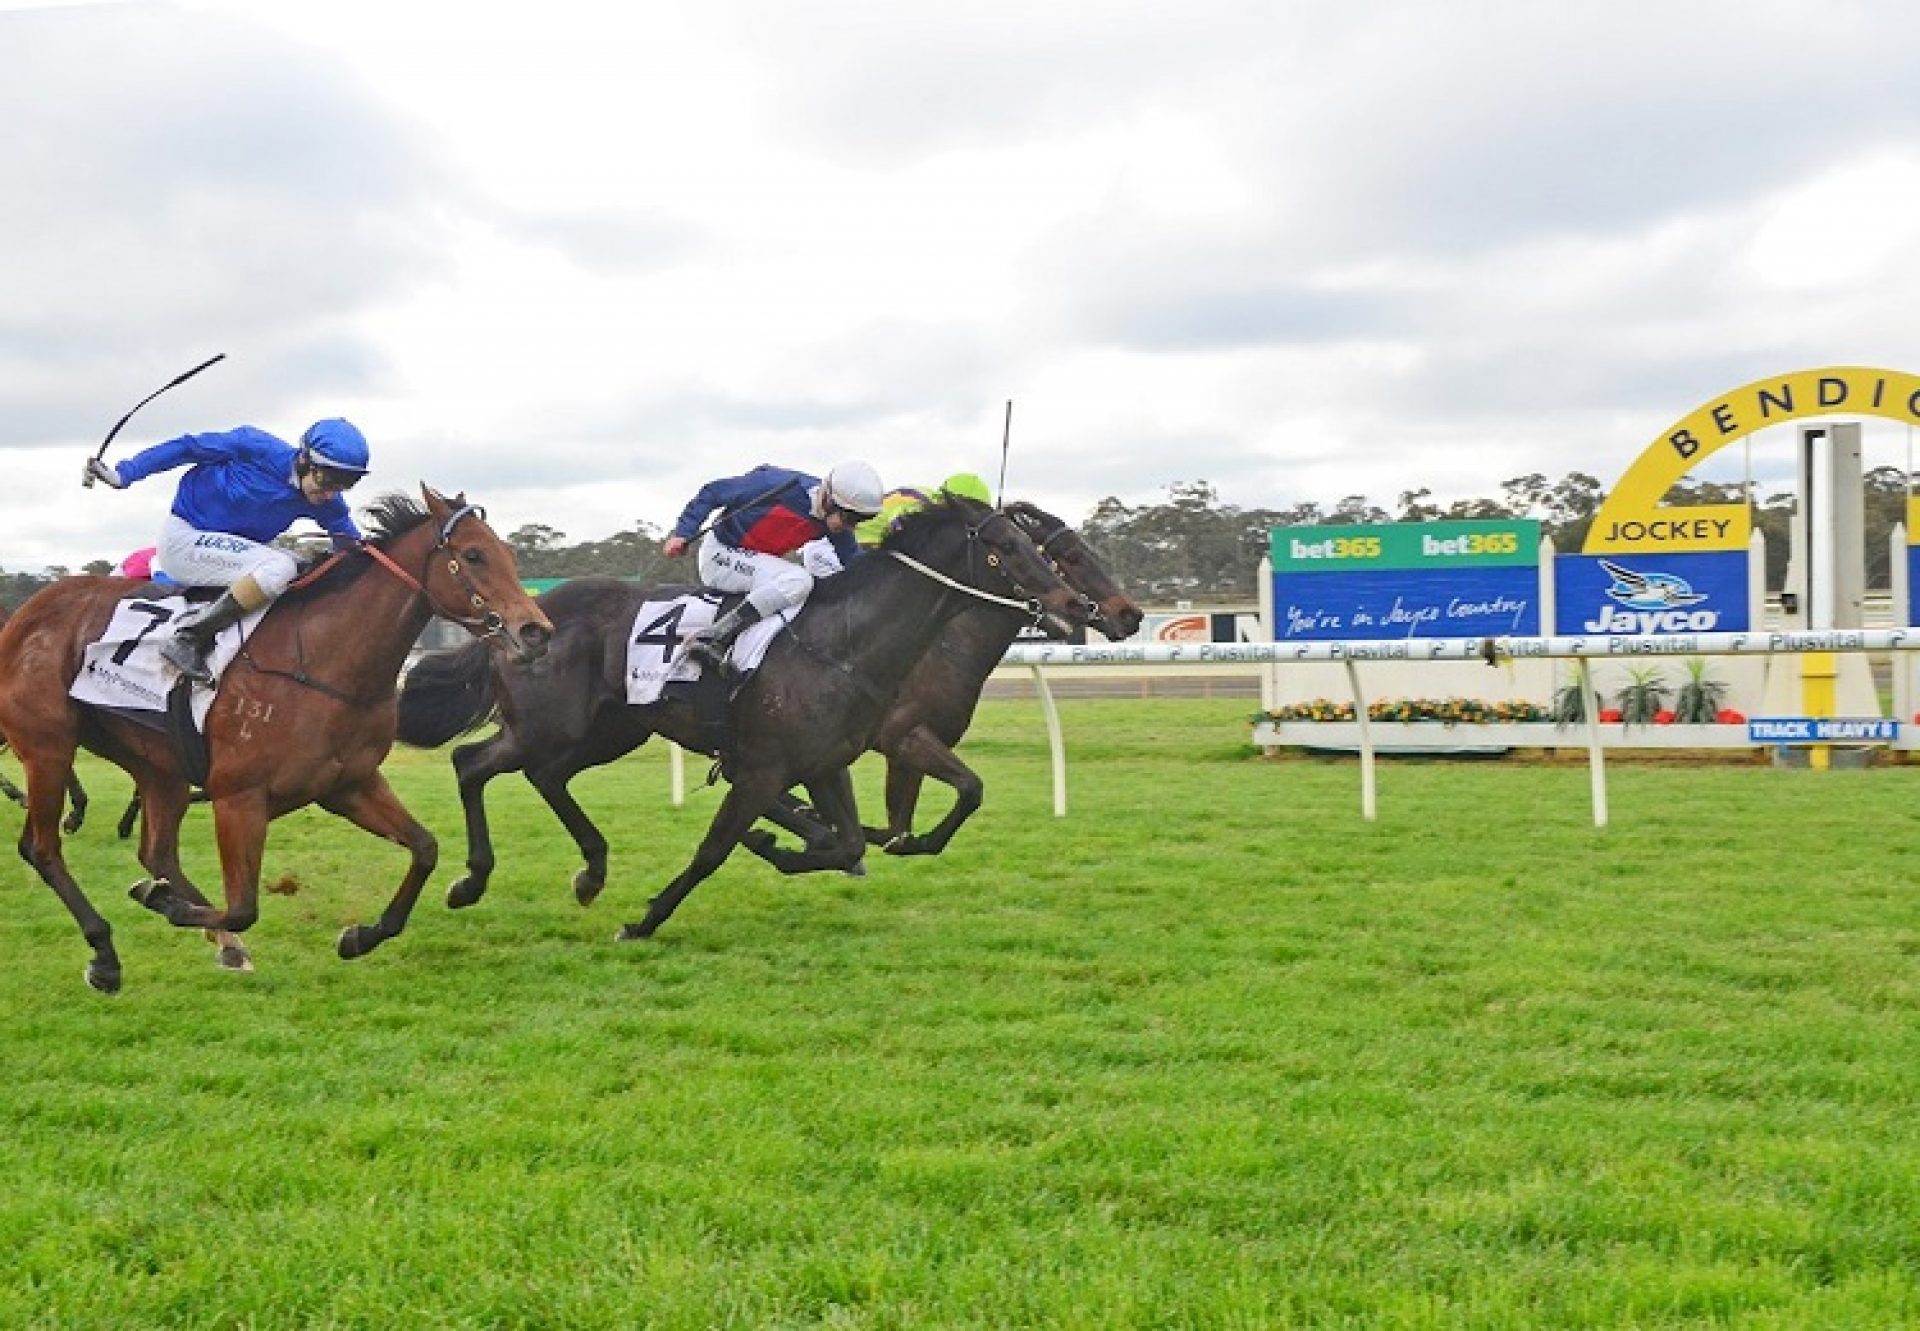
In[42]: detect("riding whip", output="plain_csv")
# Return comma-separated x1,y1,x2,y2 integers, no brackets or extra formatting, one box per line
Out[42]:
995,399,1013,507
84,353,226,486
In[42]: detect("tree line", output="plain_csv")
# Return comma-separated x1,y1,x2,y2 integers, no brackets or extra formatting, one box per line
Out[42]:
3,470,1911,611
1075,470,1913,603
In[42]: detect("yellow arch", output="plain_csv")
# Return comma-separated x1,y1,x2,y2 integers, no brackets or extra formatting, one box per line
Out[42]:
1584,366,1920,553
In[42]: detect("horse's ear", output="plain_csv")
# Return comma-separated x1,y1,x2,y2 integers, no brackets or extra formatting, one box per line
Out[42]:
421,484,450,517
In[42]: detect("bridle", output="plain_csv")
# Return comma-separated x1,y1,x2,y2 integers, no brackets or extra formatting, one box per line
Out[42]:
360,502,513,642
886,507,1059,629
1003,503,1106,625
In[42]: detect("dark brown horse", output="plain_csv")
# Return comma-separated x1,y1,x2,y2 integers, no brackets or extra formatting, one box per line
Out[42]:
395,494,1090,936
763,501,1142,856
0,487,552,992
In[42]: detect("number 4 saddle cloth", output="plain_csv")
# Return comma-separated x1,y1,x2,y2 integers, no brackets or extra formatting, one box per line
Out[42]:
624,590,791,706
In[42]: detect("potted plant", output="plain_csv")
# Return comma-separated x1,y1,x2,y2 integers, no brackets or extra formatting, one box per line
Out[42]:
1614,665,1670,728
1671,657,1730,724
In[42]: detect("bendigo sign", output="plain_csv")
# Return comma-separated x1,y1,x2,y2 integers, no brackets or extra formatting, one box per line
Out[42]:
1269,519,1540,641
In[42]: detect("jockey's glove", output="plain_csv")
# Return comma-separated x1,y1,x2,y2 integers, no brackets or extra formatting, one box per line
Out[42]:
85,458,127,489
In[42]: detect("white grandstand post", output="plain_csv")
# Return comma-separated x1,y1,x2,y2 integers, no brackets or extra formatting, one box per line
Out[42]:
669,741,685,806
1258,556,1277,717
1895,522,1912,734
1344,657,1377,821
1030,665,1067,817
1578,658,1608,828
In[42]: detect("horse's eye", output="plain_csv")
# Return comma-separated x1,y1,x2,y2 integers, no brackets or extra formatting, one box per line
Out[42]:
463,548,484,565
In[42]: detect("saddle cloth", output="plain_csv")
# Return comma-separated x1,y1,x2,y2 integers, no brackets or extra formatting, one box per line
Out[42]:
69,593,266,728
625,591,789,706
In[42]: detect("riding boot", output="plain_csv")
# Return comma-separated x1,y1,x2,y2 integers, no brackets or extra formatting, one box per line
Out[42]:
682,602,763,674
159,591,250,685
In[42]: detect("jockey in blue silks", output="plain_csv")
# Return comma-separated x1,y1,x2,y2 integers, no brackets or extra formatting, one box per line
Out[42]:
661,460,884,670
84,418,370,683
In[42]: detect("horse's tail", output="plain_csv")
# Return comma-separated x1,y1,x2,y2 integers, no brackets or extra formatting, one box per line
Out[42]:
395,640,499,748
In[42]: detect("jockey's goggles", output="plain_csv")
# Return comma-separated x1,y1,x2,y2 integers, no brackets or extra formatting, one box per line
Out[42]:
309,464,365,492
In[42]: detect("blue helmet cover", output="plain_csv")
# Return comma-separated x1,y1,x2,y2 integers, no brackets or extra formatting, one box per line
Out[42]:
301,418,370,473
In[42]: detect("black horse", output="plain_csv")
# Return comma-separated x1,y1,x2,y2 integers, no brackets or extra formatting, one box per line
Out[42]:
395,494,1091,937
770,501,1144,857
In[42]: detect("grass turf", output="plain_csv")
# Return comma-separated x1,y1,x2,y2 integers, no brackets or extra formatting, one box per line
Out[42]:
2,698,1919,1328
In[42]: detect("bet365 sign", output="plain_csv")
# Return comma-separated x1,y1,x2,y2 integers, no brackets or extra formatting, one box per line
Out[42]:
1269,520,1540,641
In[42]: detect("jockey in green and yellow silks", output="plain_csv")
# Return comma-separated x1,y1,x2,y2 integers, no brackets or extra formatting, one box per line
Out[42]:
803,473,995,576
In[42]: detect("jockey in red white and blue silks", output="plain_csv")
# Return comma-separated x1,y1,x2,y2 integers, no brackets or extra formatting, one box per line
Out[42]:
661,460,884,670
84,418,370,683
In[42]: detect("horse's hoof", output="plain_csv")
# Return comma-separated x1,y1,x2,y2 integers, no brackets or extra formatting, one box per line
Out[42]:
615,921,656,942
215,944,254,974
337,924,382,960
129,877,180,915
572,868,604,907
446,875,485,910
85,959,122,994
842,859,868,878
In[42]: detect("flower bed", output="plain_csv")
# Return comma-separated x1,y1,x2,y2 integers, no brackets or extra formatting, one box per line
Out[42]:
1260,698,1551,725
1256,698,1747,727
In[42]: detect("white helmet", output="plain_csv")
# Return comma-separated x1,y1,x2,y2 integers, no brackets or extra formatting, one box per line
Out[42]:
825,460,884,517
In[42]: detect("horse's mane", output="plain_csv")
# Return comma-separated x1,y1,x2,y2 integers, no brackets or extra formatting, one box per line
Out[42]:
285,492,436,599
877,492,975,554
803,493,977,608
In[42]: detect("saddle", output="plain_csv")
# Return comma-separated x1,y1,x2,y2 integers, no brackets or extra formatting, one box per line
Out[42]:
623,588,788,768
68,588,265,787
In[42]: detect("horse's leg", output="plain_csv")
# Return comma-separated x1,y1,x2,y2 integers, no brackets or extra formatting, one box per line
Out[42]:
524,755,613,907
744,791,837,858
131,790,269,937
129,776,251,974
445,734,522,909
116,791,141,840
321,773,438,960
13,751,121,992
865,757,928,846
737,767,867,876
619,771,783,939
0,769,23,807
875,728,983,857
61,772,88,835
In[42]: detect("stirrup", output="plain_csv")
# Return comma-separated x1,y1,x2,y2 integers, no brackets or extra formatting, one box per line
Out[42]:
682,636,725,672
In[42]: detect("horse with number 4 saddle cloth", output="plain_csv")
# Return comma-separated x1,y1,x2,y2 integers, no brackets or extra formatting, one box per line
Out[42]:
395,493,1094,938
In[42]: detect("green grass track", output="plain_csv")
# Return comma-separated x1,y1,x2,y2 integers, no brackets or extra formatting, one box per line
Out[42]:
4,698,1920,1328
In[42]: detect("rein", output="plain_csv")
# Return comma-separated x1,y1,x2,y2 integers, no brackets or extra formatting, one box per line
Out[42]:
781,509,1051,704
240,502,512,704
297,505,511,639
885,549,1042,620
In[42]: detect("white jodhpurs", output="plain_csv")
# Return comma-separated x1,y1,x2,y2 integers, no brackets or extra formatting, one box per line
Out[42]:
697,540,814,618
156,515,301,598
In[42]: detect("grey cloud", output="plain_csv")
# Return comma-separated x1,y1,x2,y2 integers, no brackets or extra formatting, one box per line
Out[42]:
0,5,456,447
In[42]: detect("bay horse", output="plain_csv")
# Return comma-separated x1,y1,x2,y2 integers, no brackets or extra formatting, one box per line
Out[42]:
0,606,89,833
395,493,1090,937
0,487,552,992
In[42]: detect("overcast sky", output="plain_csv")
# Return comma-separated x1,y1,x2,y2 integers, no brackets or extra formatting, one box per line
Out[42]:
5,0,1920,573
